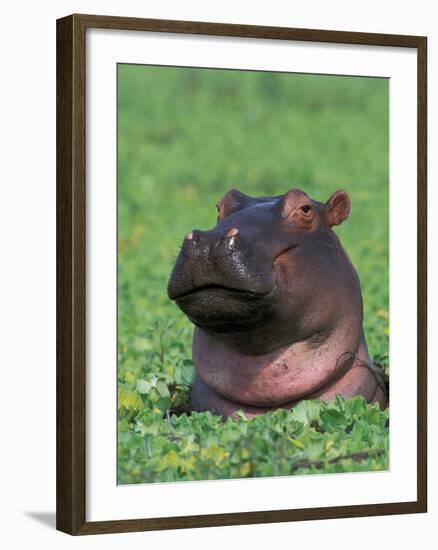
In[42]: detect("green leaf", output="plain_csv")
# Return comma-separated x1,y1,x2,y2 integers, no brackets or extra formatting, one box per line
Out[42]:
156,379,170,398
136,379,152,394
174,359,195,386
290,400,322,426
320,408,348,430
307,435,325,461
118,388,144,411
344,396,367,419
154,396,172,413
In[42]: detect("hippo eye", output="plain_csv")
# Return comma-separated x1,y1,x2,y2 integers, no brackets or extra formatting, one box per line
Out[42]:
300,204,312,214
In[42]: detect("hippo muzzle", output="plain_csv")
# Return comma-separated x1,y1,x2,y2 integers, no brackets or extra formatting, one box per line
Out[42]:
167,223,280,333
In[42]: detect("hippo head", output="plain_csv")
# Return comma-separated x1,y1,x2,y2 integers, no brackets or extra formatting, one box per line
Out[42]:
167,188,356,355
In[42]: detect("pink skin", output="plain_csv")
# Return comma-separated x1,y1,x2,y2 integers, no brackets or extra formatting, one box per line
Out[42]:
192,327,387,418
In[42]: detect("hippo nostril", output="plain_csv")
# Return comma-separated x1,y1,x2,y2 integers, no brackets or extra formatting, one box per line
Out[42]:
225,227,239,238
187,230,203,245
225,228,239,250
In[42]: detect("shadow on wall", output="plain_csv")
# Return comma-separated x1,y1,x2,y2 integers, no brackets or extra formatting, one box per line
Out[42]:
25,511,56,529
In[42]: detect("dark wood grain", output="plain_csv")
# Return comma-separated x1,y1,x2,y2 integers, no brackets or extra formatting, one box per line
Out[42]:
77,501,422,535
75,13,425,47
56,14,86,534
56,13,427,535
416,37,428,513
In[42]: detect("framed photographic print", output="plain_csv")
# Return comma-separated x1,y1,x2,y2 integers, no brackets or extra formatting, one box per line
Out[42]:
56,14,427,535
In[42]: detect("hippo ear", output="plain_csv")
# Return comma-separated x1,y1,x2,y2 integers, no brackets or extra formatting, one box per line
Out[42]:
325,190,351,226
216,188,250,220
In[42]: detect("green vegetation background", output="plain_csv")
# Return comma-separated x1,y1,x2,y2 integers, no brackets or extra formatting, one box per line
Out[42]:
117,65,389,484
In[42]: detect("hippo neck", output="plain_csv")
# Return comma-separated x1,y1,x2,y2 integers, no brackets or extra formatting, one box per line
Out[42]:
192,312,369,407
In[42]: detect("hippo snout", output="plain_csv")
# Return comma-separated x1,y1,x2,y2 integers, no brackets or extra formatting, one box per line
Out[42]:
167,226,275,302
167,223,277,333
183,226,240,262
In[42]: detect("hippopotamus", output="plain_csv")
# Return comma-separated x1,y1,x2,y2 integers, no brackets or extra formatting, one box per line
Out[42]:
167,188,387,418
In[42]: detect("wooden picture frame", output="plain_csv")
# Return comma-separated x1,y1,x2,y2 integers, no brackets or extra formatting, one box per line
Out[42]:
56,13,427,535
